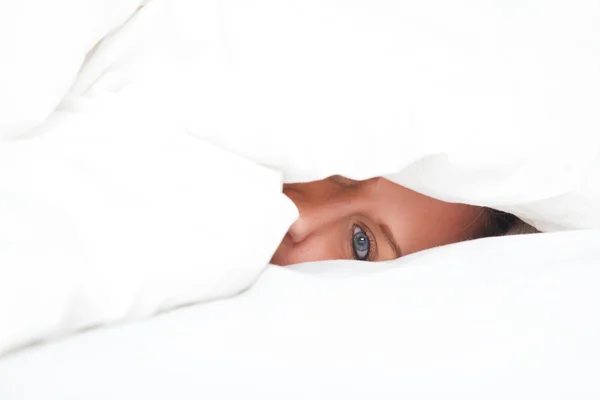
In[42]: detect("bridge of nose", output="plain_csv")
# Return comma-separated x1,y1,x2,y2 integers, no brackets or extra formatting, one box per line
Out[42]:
286,188,359,243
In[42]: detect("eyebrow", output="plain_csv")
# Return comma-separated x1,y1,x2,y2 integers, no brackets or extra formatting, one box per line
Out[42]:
379,223,402,259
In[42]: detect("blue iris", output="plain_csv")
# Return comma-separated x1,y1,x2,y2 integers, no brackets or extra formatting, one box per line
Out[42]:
353,227,370,260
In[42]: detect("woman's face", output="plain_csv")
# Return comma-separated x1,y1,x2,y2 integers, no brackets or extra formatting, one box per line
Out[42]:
271,176,486,266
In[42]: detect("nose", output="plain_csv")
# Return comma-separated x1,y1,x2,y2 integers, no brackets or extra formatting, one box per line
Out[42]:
283,183,351,243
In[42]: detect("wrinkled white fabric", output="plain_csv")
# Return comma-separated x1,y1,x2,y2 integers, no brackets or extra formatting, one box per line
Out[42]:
57,0,600,232
1,230,599,399
0,101,298,355
2,0,600,361
0,0,144,138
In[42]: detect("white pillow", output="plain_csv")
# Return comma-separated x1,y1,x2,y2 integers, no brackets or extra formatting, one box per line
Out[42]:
60,0,600,231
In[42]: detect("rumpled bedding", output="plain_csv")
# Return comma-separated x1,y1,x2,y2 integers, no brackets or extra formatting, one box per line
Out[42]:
2,0,600,357
57,0,600,232
0,0,146,138
2,230,600,399
0,92,297,355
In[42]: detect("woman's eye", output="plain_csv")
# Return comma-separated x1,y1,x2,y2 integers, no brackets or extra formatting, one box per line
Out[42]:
352,225,371,261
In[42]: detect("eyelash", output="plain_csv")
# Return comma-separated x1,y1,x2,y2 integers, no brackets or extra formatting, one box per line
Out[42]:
351,223,377,262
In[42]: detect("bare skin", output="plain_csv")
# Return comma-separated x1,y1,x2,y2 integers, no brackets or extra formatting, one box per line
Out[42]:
271,176,486,266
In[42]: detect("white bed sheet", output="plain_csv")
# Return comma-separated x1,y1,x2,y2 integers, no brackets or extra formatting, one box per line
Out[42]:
1,230,599,399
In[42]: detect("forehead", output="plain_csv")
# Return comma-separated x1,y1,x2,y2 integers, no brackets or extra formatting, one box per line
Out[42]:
369,179,485,255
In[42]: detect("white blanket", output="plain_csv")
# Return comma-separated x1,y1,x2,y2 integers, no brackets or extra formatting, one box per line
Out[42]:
2,0,600,360
0,0,145,138
0,0,302,356
0,103,297,355
1,230,599,399
57,0,600,233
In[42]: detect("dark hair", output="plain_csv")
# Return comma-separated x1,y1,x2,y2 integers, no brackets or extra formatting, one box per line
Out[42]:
475,208,539,239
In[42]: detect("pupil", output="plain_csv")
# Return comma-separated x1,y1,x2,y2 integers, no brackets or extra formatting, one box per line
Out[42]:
353,232,369,252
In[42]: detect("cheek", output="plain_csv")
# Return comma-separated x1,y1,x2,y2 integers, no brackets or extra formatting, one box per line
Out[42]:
270,234,341,266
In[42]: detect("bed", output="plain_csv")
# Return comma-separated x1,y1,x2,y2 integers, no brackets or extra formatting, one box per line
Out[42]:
1,1,599,398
